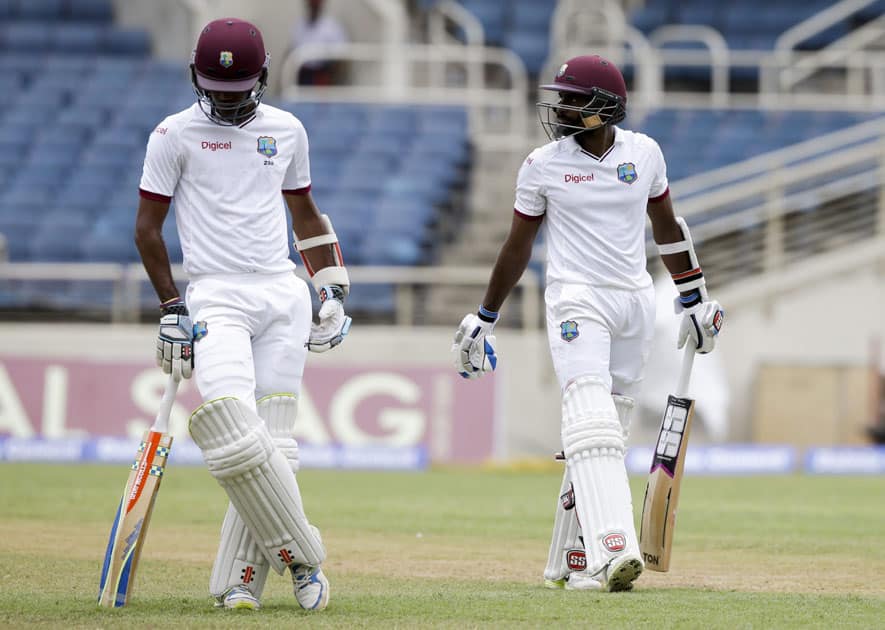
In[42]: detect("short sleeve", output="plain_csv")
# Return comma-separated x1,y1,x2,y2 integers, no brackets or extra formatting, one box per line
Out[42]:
648,139,669,200
282,117,311,192
140,120,181,199
514,151,546,218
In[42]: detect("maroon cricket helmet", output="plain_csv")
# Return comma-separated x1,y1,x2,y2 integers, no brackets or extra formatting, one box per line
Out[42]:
537,55,627,139
540,55,627,103
190,18,270,125
192,17,268,92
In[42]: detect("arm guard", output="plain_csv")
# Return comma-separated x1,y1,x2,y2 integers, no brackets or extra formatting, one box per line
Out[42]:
655,216,708,307
293,214,350,295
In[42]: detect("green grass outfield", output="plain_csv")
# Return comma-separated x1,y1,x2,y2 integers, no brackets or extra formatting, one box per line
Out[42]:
0,463,882,629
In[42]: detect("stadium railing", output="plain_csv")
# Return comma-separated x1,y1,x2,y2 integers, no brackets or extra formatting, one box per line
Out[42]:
542,0,885,112
278,41,529,151
0,263,542,328
771,12,885,94
657,117,885,300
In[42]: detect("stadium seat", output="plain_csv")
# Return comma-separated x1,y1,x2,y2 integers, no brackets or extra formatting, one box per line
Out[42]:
44,54,94,75
15,0,65,21
674,0,722,29
344,283,396,316
28,211,91,261
53,23,105,54
54,179,116,215
459,0,507,45
2,23,53,52
82,214,140,262
629,4,672,34
102,27,152,56
0,52,44,83
359,236,423,266
2,175,61,204
67,0,114,23
511,1,553,30
0,211,42,260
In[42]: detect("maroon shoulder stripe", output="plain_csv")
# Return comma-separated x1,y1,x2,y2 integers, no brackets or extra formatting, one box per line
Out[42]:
139,188,172,203
514,208,544,221
649,187,670,202
283,185,311,195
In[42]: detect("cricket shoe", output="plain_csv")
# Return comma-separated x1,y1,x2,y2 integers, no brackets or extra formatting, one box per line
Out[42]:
563,572,603,591
603,554,643,592
290,564,329,610
216,585,260,610
543,577,566,589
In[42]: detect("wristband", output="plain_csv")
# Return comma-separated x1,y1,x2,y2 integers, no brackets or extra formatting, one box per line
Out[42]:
678,289,702,309
478,305,498,323
160,296,188,316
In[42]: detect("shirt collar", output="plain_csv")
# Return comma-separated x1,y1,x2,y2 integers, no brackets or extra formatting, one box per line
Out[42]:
566,125,622,152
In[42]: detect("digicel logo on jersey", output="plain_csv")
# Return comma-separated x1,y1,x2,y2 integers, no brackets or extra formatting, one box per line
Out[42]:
201,141,232,151
564,173,594,183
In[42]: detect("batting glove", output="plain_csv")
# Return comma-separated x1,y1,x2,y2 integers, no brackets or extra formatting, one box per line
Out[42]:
157,297,194,380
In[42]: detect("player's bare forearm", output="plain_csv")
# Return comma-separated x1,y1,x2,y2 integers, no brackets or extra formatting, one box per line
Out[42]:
286,192,337,271
482,213,542,312
135,197,179,302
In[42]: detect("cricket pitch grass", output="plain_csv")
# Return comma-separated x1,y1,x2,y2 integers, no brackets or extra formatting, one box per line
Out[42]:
0,463,882,629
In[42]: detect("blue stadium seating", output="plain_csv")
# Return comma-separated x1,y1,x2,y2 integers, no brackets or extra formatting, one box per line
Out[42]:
630,0,853,52
67,0,115,23
2,0,873,319
0,33,472,314
16,0,66,21
29,212,91,261
459,0,507,45
419,1,555,75
103,28,152,56
635,109,877,181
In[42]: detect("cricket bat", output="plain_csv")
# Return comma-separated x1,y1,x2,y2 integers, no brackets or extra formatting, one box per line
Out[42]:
639,345,696,572
98,373,179,607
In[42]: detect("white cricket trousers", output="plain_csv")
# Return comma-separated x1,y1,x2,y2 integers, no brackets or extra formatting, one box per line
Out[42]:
545,282,656,398
186,271,313,410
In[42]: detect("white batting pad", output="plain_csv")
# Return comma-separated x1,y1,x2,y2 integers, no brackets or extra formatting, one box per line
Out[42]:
544,468,584,581
189,397,325,574
258,394,300,474
561,377,641,578
208,394,302,598
209,503,270,599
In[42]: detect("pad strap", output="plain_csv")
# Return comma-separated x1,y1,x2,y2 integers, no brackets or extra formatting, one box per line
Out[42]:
295,233,337,251
656,240,689,255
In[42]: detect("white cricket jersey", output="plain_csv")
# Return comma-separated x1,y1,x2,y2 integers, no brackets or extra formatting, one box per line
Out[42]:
514,127,669,290
140,103,311,277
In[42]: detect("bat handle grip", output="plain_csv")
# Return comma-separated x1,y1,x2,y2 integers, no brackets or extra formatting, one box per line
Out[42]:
152,373,180,434
676,344,695,398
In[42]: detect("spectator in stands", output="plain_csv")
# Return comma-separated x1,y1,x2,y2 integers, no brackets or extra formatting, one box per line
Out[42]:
289,0,350,85
135,17,352,612
451,55,724,592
